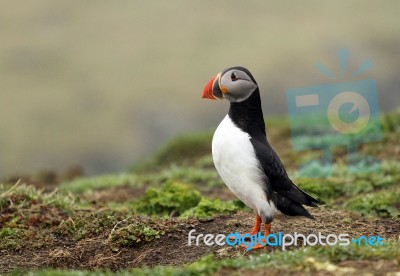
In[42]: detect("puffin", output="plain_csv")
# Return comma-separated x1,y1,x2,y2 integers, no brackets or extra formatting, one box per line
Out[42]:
202,66,320,248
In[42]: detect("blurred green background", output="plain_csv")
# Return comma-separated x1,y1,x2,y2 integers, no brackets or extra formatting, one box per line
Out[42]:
1,0,399,178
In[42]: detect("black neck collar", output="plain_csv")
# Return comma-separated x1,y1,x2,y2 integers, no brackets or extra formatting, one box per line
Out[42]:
228,88,267,143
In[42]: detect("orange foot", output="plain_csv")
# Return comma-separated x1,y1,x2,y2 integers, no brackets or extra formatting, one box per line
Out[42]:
240,223,271,251
248,243,264,249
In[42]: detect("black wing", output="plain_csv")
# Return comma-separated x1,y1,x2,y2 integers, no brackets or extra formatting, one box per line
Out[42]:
250,137,320,208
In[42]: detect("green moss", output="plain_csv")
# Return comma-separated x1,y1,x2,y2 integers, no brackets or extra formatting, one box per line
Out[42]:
59,173,140,194
148,165,223,189
193,155,214,169
381,108,400,133
341,178,374,196
59,165,223,197
56,211,122,241
0,227,30,250
343,171,398,196
381,161,400,183
295,160,400,205
0,183,76,250
131,132,213,173
109,216,170,247
296,165,400,217
0,227,18,238
181,198,242,219
296,178,344,204
0,183,75,212
344,188,400,217
133,181,202,216
132,181,241,219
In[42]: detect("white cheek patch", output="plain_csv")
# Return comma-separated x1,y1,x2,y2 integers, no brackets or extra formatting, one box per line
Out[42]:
220,70,257,102
232,81,257,102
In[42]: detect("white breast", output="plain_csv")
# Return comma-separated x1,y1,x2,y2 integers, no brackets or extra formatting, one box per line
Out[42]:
212,115,279,220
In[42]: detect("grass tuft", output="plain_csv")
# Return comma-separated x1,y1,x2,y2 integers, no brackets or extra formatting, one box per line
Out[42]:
133,181,202,217
0,183,75,250
344,188,400,217
109,216,174,247
181,198,242,219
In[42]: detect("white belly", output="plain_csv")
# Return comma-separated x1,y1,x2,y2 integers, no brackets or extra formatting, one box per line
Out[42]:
212,115,279,219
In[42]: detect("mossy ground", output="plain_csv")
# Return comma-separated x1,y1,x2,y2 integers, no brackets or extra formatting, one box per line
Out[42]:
1,111,400,275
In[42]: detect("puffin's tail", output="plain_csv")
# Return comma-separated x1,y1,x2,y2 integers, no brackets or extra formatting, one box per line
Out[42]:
299,189,321,207
275,193,317,220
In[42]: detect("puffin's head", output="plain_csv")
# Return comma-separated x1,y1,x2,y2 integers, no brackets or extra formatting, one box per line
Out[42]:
202,66,258,103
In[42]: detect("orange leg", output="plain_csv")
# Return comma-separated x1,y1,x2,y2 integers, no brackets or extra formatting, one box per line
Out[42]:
230,215,271,251
264,223,271,236
230,215,261,241
249,215,262,235
250,223,271,250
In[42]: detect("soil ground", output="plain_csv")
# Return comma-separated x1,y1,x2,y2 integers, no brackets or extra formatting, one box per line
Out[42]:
1,206,398,274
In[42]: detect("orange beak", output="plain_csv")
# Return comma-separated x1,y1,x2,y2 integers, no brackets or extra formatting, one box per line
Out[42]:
202,73,225,100
202,75,218,99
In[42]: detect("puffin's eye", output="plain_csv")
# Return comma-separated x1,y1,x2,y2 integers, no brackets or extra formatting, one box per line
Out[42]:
231,72,238,81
